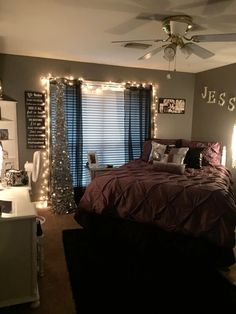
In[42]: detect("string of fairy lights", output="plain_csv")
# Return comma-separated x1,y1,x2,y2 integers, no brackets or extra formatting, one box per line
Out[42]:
40,75,50,207
40,75,158,204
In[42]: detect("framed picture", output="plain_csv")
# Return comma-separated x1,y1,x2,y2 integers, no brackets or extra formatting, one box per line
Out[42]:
0,129,9,140
158,98,186,114
2,158,15,174
87,151,98,168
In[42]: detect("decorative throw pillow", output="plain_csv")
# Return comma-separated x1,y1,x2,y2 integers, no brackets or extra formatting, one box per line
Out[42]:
184,147,204,169
181,140,221,166
153,161,186,174
141,139,181,162
149,141,167,161
167,147,189,164
165,144,176,154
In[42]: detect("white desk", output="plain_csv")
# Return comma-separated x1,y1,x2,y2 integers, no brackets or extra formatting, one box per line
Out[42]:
0,186,39,308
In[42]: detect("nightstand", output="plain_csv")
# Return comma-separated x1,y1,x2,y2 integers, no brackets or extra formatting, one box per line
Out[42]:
89,165,114,180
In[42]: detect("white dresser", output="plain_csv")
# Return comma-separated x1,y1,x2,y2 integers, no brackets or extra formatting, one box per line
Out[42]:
0,186,39,308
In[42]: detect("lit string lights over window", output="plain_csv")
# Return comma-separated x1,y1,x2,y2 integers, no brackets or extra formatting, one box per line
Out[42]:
232,123,236,168
40,75,158,204
39,76,50,207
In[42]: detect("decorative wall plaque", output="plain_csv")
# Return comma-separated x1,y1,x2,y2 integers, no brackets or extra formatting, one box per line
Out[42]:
25,91,46,149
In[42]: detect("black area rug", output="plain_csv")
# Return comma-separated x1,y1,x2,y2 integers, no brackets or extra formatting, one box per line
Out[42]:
63,228,236,314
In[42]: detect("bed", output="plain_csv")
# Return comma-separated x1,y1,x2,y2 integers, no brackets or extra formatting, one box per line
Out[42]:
75,139,236,267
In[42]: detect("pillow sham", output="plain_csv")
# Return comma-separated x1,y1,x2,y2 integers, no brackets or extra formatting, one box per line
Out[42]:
184,147,204,169
141,139,181,162
167,147,189,164
149,141,167,162
153,161,186,174
181,140,221,166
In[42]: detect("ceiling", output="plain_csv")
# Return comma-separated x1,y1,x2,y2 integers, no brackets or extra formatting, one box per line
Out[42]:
1,0,236,73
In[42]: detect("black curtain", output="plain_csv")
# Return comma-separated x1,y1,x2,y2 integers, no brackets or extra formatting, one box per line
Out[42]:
124,84,152,161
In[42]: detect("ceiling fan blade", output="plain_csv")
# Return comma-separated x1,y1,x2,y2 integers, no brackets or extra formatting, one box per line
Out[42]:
182,43,214,59
202,0,233,15
136,12,169,21
211,14,236,24
191,23,207,32
138,45,165,60
171,0,232,13
180,44,194,59
107,18,149,34
191,33,236,42
111,39,163,44
133,0,171,8
65,0,146,14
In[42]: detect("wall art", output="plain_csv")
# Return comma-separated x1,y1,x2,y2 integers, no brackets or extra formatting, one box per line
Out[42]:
158,98,186,114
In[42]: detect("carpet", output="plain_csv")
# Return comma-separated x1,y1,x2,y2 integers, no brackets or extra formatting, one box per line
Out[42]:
63,228,236,313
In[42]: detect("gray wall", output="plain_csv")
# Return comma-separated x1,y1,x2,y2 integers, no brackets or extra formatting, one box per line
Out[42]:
156,73,194,139
0,53,195,168
192,63,236,184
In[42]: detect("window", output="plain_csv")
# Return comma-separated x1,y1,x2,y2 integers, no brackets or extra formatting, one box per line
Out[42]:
50,80,151,188
81,82,125,185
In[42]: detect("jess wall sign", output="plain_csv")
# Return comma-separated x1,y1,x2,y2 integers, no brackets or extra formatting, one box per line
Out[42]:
201,86,236,112
25,91,46,149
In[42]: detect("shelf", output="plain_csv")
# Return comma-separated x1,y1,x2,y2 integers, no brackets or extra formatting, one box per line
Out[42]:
0,118,13,122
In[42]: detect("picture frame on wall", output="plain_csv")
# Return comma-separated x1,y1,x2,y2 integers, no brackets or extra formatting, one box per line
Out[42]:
1,158,15,178
158,98,186,114
0,129,9,140
87,151,99,168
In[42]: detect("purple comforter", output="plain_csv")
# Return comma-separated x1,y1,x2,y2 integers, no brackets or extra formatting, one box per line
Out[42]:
78,160,236,248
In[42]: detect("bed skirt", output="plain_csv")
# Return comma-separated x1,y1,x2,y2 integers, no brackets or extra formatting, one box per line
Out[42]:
75,210,235,269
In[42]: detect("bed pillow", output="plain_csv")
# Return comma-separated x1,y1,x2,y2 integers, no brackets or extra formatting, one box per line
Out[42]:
149,141,167,162
167,147,189,164
181,140,221,166
141,139,181,162
184,147,204,169
153,161,186,174
165,144,176,154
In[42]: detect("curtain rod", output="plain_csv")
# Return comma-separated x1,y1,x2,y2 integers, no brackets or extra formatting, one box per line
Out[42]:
47,76,153,87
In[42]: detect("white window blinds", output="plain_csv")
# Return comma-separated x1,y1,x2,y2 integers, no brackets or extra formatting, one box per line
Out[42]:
81,82,125,185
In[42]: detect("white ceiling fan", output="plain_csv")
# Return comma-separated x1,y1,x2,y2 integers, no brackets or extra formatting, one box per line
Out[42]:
112,14,236,61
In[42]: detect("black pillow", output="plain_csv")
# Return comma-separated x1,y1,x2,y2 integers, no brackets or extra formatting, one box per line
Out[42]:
164,144,176,154
184,147,204,169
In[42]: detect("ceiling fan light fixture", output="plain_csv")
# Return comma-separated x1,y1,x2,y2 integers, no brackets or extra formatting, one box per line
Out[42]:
163,54,175,62
113,13,236,64
162,15,193,36
163,43,176,61
139,52,152,60
170,20,189,37
181,43,193,59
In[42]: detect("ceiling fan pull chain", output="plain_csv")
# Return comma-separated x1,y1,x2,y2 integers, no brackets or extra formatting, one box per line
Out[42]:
166,60,172,80
174,54,177,72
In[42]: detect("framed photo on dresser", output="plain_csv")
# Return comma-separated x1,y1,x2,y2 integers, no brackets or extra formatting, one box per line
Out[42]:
87,151,99,168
